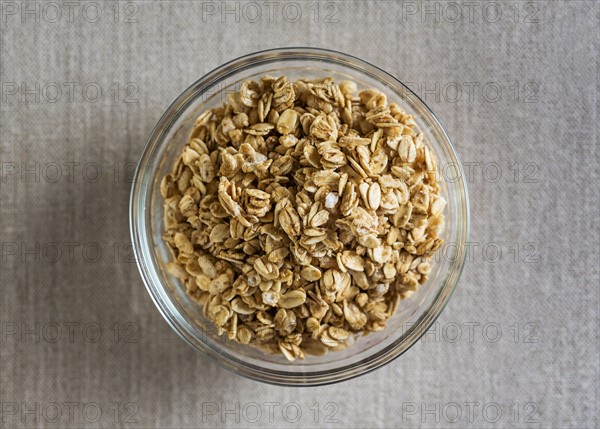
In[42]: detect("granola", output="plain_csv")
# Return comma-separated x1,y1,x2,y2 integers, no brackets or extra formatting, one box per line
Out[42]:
161,76,446,361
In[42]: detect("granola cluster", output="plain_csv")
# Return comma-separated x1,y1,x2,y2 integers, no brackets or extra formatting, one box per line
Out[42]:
160,76,446,361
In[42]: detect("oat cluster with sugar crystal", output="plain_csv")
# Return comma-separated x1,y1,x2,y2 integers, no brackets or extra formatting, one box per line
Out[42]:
161,76,446,361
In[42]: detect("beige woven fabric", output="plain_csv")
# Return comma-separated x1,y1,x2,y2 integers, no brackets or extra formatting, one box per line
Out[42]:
1,1,598,428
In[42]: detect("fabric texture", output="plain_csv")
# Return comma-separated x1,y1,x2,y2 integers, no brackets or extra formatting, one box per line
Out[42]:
1,1,598,428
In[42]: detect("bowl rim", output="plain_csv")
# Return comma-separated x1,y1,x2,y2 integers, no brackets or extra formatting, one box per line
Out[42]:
130,47,470,386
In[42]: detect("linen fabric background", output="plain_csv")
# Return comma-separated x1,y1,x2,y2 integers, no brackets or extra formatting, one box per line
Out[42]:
1,1,598,428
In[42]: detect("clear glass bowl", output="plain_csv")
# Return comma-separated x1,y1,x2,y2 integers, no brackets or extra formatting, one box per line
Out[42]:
130,48,469,386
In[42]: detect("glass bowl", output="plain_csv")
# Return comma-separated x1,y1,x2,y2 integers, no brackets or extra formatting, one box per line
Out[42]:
130,48,469,386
